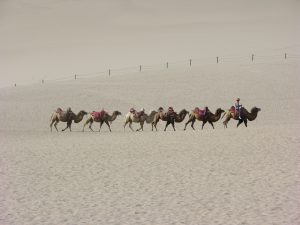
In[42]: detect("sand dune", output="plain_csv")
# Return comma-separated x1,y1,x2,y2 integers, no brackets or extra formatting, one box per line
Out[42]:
1,60,300,224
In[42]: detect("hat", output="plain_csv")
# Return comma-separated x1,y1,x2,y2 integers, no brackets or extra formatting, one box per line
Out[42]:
236,98,240,101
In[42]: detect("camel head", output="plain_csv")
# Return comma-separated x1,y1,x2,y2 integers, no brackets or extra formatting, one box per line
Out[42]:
113,110,122,116
251,107,261,113
179,109,189,115
216,108,225,114
79,110,88,116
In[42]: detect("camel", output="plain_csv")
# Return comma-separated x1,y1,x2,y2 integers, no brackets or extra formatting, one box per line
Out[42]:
82,110,122,132
184,108,225,130
50,108,87,132
152,108,189,131
222,106,261,128
124,110,157,131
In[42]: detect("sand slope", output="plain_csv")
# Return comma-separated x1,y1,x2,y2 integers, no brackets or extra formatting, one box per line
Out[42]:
0,61,300,224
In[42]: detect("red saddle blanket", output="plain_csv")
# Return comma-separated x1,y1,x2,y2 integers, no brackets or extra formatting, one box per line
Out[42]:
229,106,240,119
92,110,107,121
194,107,206,117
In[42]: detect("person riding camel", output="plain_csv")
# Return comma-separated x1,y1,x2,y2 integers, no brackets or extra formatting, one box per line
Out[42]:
167,106,174,116
235,98,242,119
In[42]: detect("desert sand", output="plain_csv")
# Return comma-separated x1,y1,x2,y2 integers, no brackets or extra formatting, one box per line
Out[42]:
1,0,300,224
1,59,300,225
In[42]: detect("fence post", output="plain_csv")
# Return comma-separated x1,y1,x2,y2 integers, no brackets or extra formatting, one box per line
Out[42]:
285,53,287,59
75,74,77,80
14,83,16,87
42,79,44,84
109,69,111,76
217,56,219,64
166,62,168,68
140,65,142,72
189,59,192,67
252,54,254,62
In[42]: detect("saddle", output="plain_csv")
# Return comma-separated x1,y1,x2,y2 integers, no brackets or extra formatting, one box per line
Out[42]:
56,108,72,119
92,110,107,121
229,106,241,119
135,111,144,118
130,108,144,118
194,107,207,117
130,108,136,114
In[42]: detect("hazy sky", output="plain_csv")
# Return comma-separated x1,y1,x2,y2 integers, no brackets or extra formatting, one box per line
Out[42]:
0,0,299,87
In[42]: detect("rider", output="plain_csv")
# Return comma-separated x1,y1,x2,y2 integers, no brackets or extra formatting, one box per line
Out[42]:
235,98,242,119
167,107,174,116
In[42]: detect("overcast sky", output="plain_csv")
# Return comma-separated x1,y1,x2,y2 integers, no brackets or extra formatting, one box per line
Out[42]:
0,0,299,87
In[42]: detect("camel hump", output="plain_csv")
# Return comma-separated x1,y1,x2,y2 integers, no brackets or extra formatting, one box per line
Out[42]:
158,107,164,112
229,106,235,112
130,108,136,113
92,110,107,121
56,107,63,113
194,107,207,117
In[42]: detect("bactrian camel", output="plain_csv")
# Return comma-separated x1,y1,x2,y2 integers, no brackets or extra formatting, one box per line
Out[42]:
50,108,87,132
82,110,122,132
152,108,189,131
124,110,157,131
184,108,224,130
222,106,261,128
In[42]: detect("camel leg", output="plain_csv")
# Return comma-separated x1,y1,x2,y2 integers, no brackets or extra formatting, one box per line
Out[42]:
209,121,215,129
202,121,207,130
89,121,94,132
99,121,104,132
62,121,72,132
68,122,72,132
244,119,248,127
61,122,68,132
237,118,243,128
152,118,159,131
104,121,111,132
129,122,135,132
50,120,55,132
82,118,90,132
164,121,170,131
191,120,196,130
154,121,158,131
171,121,176,131
223,117,230,129
137,121,144,131
54,120,59,132
124,121,128,131
61,124,67,132
184,118,192,130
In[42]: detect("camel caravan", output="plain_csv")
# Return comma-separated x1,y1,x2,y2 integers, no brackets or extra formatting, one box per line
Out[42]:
49,99,261,132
